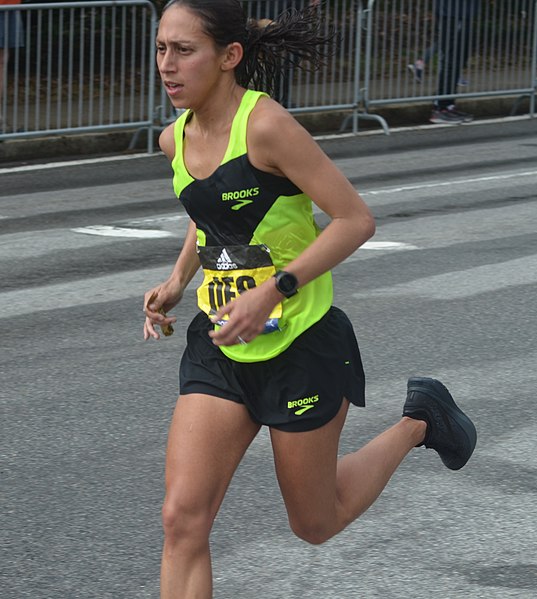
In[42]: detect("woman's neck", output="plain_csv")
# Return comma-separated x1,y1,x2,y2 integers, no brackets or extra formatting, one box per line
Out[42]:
189,83,246,138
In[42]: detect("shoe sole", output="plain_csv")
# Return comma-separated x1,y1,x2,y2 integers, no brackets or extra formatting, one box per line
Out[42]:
407,377,477,470
429,118,464,125
450,113,474,123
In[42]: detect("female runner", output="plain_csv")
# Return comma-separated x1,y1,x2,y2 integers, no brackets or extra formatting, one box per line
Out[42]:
143,2,477,597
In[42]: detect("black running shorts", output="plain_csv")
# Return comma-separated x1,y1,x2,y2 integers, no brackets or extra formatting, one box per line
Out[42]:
179,306,366,432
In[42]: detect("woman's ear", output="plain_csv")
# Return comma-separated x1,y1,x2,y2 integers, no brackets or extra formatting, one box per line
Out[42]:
221,42,244,71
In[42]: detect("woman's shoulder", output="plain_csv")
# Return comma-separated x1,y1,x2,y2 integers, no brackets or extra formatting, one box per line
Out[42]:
246,95,316,175
248,95,302,142
158,122,176,161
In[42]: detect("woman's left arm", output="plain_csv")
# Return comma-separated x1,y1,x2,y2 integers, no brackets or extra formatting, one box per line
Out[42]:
248,101,376,288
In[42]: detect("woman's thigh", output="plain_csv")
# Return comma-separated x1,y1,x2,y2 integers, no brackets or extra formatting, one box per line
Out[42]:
164,394,261,521
269,400,349,523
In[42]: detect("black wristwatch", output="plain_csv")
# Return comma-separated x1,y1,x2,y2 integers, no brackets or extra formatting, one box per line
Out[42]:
274,270,299,298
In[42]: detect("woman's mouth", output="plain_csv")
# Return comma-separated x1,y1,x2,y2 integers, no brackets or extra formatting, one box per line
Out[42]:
164,81,183,96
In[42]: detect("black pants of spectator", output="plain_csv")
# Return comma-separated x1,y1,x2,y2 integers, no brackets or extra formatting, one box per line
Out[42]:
272,55,293,108
435,15,472,110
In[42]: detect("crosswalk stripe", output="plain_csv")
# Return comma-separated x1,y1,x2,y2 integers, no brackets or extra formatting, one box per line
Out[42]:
352,255,537,300
0,266,204,317
71,225,174,238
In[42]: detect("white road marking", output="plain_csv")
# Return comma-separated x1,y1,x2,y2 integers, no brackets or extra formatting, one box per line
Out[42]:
71,223,414,250
361,170,537,196
71,225,173,238
352,255,537,300
0,152,154,174
125,214,189,226
362,241,418,250
0,265,204,317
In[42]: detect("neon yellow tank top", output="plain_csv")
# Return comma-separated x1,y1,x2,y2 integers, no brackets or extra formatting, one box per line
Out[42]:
171,90,333,362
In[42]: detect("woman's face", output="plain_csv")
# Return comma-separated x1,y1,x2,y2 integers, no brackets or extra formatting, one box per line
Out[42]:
156,5,226,109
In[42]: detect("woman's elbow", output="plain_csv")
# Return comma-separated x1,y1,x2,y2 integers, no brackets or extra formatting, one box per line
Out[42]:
362,211,376,242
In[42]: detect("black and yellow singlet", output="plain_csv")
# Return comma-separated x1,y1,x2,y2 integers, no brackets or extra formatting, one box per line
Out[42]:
171,89,333,362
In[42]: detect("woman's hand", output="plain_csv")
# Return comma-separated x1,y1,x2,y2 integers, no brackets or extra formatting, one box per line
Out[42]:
143,282,182,341
208,279,282,346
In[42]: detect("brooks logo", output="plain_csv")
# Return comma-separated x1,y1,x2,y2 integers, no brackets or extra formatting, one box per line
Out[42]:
222,187,259,201
216,248,238,270
222,187,259,210
288,394,319,416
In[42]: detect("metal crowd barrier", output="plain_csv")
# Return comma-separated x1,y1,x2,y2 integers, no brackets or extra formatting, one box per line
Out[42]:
0,0,373,149
0,1,159,151
360,0,537,128
1,1,536,151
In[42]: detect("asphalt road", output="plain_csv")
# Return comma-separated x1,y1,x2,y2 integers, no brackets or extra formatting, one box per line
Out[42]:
1,118,537,598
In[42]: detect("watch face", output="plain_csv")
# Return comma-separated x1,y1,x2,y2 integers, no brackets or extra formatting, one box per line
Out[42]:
279,274,295,292
276,271,298,296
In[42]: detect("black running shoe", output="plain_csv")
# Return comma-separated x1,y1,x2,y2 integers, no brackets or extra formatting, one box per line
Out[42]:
403,377,477,470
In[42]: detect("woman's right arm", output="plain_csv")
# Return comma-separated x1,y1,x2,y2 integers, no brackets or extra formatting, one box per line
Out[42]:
143,124,201,340
159,122,175,162
163,218,201,299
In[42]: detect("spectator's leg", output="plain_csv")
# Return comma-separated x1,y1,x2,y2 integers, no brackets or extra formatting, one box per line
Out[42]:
0,48,7,124
436,17,463,109
277,55,293,108
460,16,473,72
423,42,436,67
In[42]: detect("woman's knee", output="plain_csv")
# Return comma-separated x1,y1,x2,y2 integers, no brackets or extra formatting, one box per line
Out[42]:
288,514,335,546
161,492,214,545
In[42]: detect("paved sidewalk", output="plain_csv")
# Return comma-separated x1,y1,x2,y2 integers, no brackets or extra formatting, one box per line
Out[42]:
0,92,533,165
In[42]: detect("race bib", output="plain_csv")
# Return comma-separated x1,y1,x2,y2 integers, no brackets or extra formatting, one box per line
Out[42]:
197,244,283,332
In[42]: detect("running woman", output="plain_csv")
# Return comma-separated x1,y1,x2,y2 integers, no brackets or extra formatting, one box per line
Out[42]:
143,2,477,597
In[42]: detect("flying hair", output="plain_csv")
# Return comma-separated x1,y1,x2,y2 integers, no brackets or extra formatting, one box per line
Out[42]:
161,0,336,97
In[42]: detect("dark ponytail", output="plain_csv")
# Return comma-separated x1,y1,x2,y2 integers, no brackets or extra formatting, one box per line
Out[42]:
161,1,335,97
239,5,335,96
